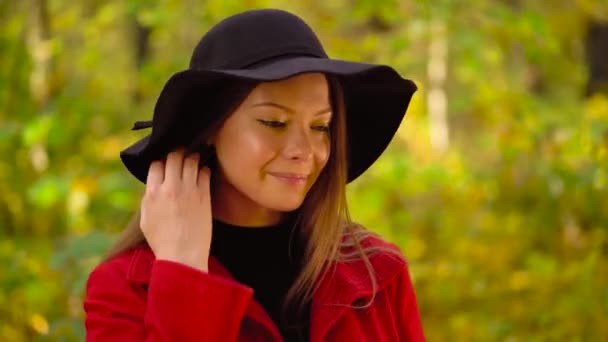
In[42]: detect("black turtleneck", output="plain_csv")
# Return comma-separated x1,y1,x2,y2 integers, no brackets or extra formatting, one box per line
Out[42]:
209,213,310,341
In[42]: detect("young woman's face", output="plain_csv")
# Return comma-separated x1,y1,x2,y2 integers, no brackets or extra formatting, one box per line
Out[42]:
211,73,332,223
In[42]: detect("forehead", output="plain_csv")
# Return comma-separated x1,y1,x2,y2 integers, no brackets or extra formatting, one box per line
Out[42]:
244,73,330,106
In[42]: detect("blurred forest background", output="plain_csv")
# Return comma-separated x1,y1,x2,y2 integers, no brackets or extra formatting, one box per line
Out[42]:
1,0,607,340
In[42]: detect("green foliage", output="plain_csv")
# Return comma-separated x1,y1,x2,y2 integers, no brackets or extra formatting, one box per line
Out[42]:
1,0,607,340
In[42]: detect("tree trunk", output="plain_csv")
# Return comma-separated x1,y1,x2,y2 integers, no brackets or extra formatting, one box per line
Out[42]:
130,14,151,103
585,20,608,96
27,0,52,107
27,0,51,175
427,18,449,153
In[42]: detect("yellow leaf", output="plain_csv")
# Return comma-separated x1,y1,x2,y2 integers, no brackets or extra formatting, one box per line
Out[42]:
585,94,608,120
30,313,49,335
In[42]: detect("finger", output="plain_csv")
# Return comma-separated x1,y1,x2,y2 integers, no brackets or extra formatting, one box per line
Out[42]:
165,148,186,186
183,152,200,185
146,160,165,188
197,166,211,192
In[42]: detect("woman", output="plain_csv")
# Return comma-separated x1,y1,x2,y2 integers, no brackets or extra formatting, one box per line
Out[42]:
84,8,424,342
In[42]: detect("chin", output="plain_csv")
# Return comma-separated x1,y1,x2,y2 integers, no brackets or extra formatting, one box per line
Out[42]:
260,196,305,212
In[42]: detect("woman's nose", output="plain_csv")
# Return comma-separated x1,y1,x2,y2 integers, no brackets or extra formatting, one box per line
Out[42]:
283,126,314,161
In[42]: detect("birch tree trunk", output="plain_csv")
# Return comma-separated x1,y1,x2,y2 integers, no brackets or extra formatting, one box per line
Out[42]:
427,18,449,153
26,0,51,174
27,0,51,107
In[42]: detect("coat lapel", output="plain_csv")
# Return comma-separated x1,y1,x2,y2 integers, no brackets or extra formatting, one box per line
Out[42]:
125,239,406,341
309,250,406,341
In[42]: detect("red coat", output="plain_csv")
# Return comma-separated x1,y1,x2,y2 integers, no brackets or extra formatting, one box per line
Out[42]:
84,235,425,341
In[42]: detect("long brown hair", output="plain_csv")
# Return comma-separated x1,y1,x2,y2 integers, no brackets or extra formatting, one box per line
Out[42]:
105,74,399,321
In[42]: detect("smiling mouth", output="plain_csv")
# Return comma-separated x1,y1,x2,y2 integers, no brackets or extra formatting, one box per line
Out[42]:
268,172,309,185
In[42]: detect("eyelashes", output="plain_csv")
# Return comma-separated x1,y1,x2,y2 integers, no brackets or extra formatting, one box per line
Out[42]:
257,119,330,133
258,120,285,128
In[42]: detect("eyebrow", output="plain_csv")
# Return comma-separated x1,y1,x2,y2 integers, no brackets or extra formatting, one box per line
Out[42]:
250,102,332,116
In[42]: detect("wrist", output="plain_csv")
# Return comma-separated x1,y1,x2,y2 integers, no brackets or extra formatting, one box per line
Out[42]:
156,252,209,273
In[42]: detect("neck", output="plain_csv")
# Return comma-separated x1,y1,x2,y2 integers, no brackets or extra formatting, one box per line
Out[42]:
211,172,285,227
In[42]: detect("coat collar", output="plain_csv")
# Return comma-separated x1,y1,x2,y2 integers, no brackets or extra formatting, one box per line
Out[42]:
124,237,406,340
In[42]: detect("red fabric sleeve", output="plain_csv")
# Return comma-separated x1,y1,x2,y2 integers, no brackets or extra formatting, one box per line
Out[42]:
389,265,426,342
84,259,253,341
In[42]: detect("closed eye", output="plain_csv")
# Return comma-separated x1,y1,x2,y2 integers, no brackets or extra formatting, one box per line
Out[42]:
257,120,286,128
258,120,330,134
313,125,330,133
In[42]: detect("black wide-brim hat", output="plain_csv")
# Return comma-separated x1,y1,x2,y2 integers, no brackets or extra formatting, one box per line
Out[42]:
121,8,417,184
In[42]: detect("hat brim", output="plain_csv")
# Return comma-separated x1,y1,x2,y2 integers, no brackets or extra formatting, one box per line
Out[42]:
121,56,417,184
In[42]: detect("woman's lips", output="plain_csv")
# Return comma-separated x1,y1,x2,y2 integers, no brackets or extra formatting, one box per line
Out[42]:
268,172,308,185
